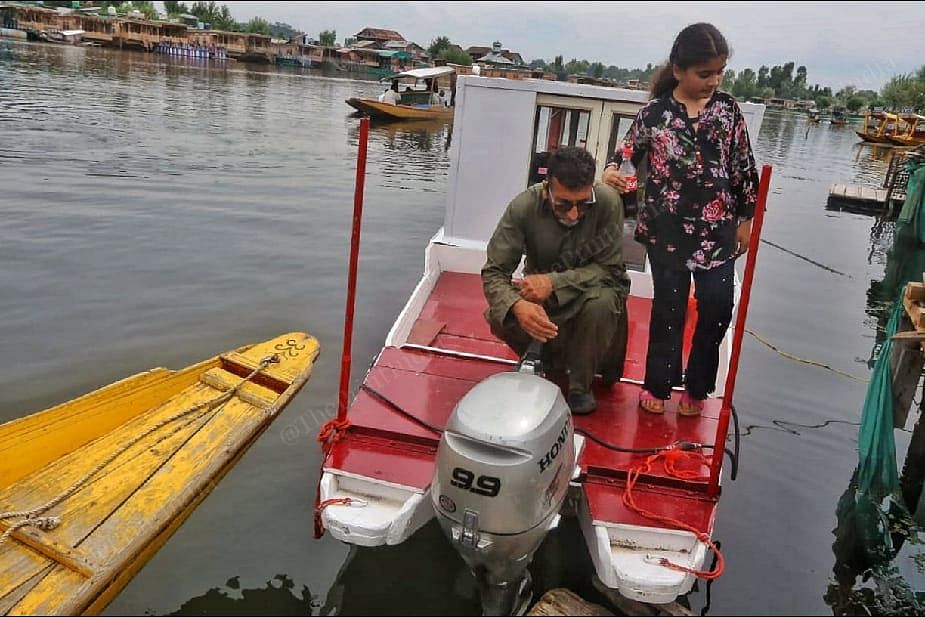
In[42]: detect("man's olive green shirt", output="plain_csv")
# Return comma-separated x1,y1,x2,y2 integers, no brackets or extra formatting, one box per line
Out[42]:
482,182,629,330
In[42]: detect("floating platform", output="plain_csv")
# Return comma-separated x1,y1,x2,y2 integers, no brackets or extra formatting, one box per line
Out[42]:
827,183,904,215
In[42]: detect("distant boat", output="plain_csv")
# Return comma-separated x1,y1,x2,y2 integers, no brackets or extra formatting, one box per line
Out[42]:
38,29,84,45
345,66,455,122
830,108,848,126
856,109,899,143
808,108,821,123
888,112,925,146
0,332,319,615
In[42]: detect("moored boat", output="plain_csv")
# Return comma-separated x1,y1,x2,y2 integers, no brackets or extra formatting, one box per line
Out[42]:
888,112,925,146
38,29,83,45
0,332,319,615
857,109,899,143
317,75,770,609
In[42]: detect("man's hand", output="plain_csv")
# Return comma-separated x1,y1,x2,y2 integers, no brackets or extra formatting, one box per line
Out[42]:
735,219,752,257
511,300,558,342
513,274,553,303
602,165,629,193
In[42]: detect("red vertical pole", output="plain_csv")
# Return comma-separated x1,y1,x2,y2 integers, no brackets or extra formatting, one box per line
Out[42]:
707,165,773,497
337,116,370,421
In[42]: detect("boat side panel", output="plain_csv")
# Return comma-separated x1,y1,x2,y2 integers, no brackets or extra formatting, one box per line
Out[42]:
0,362,215,489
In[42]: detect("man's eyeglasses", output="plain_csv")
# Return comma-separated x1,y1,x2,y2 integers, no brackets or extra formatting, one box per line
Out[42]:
547,184,596,215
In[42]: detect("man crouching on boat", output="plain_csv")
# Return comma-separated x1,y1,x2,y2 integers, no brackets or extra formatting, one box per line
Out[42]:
482,146,629,415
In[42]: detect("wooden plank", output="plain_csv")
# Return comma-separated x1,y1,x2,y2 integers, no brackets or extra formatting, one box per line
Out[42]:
0,390,215,601
527,588,613,616
407,318,446,346
892,341,924,428
0,383,220,516
0,522,97,577
0,543,51,605
7,566,85,616
198,368,277,409
53,367,315,616
221,332,320,387
22,387,235,551
0,365,211,488
0,565,54,615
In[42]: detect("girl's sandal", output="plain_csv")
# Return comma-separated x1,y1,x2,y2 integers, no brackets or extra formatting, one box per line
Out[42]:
638,389,665,414
678,391,705,417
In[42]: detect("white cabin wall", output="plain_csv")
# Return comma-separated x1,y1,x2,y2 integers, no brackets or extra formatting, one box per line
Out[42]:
444,81,537,246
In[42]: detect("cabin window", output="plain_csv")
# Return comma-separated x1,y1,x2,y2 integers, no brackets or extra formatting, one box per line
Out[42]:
529,106,592,186
533,106,591,153
604,114,636,162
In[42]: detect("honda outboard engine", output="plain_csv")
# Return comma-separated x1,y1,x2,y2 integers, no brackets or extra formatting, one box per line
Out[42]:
431,345,575,615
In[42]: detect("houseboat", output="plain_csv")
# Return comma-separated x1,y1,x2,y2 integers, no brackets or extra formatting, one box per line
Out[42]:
317,75,769,611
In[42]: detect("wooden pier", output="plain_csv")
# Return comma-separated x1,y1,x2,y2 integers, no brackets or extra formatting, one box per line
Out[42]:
826,184,905,214
827,183,903,210
526,580,694,617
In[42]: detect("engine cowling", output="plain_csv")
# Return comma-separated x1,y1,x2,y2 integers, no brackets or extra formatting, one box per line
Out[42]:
431,369,575,614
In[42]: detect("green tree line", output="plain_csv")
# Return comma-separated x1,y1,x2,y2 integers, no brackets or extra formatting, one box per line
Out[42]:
527,54,924,112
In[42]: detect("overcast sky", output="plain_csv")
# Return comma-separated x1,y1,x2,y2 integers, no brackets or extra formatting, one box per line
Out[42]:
164,1,922,91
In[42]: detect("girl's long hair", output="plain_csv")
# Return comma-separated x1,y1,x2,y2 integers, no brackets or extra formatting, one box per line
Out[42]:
650,23,730,99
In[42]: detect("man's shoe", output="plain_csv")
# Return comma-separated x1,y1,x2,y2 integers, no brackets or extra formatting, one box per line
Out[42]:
567,390,597,415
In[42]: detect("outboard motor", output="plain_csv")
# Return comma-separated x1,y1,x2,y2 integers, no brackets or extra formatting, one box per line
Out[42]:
431,343,576,615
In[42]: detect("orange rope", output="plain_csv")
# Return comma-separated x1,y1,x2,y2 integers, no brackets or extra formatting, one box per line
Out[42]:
622,446,725,580
316,417,351,455
313,418,353,538
316,497,355,511
314,496,358,539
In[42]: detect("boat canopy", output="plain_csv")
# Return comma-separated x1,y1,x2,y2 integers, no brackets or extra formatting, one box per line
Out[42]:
387,66,455,81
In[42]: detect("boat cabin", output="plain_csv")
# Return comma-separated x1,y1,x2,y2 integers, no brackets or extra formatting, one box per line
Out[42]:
383,66,455,106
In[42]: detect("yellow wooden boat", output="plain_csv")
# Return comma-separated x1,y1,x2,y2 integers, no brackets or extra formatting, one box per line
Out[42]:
0,332,320,615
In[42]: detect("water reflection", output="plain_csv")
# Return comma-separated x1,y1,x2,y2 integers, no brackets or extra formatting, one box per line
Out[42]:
167,575,317,616
320,521,481,616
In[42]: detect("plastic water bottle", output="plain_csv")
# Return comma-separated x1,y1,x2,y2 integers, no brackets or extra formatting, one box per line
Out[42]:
619,144,638,215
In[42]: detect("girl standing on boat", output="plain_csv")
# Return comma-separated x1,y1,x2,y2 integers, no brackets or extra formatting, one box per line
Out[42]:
603,22,759,416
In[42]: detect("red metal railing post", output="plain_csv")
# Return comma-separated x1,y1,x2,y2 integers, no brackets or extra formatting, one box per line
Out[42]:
337,116,370,421
708,165,773,497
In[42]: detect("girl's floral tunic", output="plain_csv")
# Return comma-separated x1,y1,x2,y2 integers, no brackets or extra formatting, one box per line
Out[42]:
620,91,759,271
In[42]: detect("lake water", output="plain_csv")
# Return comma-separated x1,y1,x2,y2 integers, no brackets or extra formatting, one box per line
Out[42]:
0,41,916,615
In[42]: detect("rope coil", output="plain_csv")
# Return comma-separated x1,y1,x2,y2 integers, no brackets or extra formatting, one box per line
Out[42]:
0,354,280,546
622,445,725,580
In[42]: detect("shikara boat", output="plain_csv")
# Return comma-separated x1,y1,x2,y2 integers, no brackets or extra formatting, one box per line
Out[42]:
344,97,454,121
888,113,925,147
0,332,319,615
856,110,899,143
345,66,454,122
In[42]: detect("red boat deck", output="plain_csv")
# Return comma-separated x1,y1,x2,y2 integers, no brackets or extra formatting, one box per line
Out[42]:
324,271,721,535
